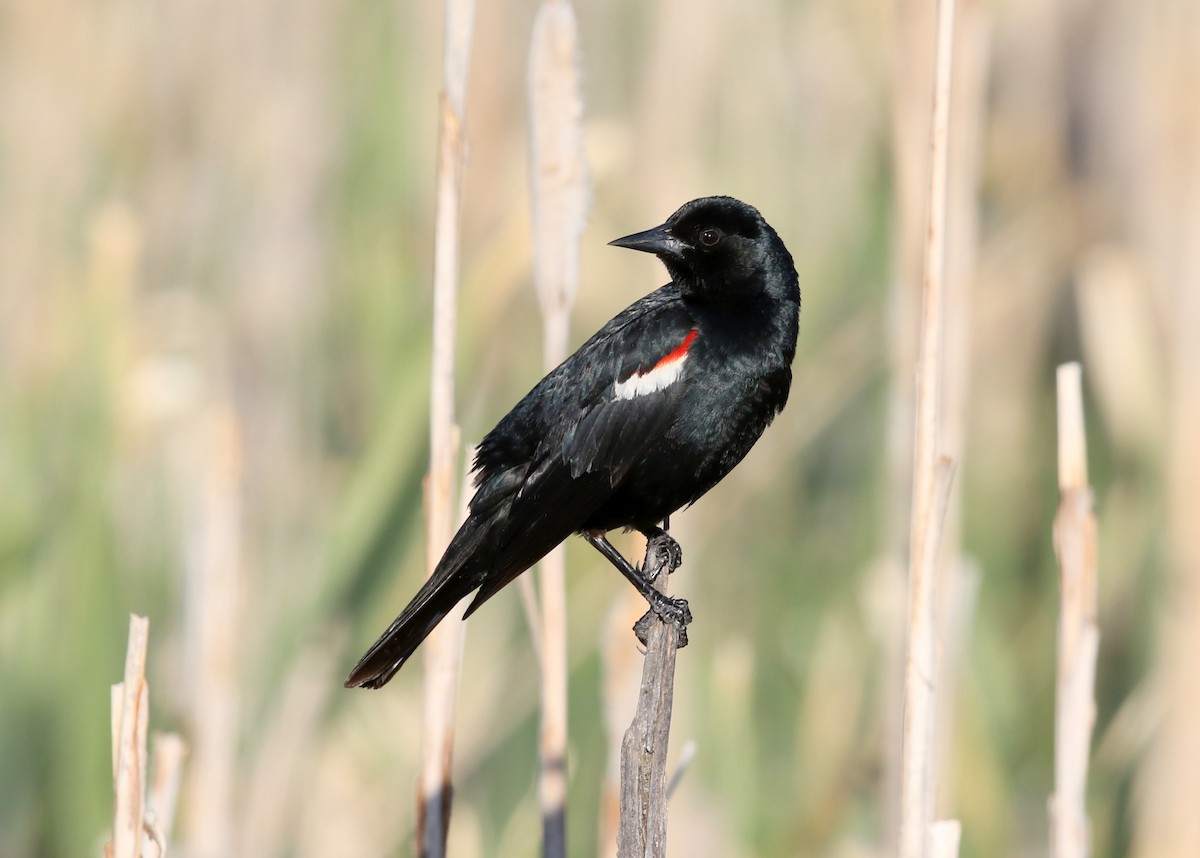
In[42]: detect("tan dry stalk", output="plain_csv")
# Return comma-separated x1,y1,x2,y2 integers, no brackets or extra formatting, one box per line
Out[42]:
930,819,962,858
598,535,651,857
528,2,589,855
417,0,476,855
934,0,989,819
616,541,682,858
882,0,937,840
145,733,187,857
110,615,150,858
108,617,187,858
898,0,959,854
1132,4,1200,850
1050,362,1099,858
183,407,242,858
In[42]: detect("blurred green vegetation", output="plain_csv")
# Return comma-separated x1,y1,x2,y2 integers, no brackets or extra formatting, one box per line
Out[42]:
0,0,1192,856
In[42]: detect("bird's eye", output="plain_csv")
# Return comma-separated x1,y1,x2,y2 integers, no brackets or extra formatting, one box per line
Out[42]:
699,228,722,247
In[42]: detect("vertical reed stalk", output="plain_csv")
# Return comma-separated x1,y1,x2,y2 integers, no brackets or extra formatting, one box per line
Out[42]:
1050,363,1099,858
184,405,242,858
935,0,989,818
528,4,589,855
616,540,682,858
1133,7,1200,850
898,0,960,855
107,616,186,858
145,733,187,857
882,0,936,840
418,0,476,855
109,615,150,858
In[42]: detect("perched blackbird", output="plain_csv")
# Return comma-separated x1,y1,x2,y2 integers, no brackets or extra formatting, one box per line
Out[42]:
346,196,799,689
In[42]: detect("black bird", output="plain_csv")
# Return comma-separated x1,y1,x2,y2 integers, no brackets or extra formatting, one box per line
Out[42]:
346,196,799,689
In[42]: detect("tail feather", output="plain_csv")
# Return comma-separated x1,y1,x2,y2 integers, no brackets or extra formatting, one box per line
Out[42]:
343,575,475,688
344,519,490,689
345,482,578,688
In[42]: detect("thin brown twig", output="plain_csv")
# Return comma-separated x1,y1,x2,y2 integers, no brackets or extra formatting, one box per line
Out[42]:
616,539,682,858
898,0,960,854
1050,362,1099,858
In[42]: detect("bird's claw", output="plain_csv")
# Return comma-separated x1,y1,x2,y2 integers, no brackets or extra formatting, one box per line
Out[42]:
644,532,683,574
633,596,692,648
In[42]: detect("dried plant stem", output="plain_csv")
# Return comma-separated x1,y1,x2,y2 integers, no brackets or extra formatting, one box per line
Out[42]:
935,0,989,818
899,0,959,855
107,616,187,858
1050,363,1099,858
110,615,150,858
882,0,937,840
145,733,187,857
528,3,589,855
930,819,963,858
1133,11,1200,850
184,407,242,858
617,541,682,858
419,0,476,854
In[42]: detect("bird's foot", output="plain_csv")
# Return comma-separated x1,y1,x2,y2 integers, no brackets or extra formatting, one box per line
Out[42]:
643,529,683,572
633,596,692,648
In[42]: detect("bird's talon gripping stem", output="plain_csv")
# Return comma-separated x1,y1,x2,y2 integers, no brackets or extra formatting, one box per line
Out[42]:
633,596,692,648
642,527,683,571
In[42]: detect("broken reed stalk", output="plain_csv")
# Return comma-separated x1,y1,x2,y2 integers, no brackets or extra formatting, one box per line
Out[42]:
110,615,150,858
1050,363,1099,858
418,0,476,855
616,541,682,858
527,2,589,856
107,615,187,858
898,0,960,855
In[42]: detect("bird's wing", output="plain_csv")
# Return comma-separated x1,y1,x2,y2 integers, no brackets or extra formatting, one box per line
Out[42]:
473,288,697,497
535,296,700,487
461,293,699,612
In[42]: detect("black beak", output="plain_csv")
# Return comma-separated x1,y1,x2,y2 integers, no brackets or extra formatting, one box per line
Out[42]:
608,223,689,260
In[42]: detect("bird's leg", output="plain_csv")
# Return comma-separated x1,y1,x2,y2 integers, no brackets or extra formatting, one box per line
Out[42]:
583,532,691,647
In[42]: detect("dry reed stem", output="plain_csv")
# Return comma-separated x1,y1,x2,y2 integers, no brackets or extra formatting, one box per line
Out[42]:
935,0,989,817
528,3,589,855
883,0,938,839
107,618,187,858
1133,6,1200,849
110,615,150,858
899,0,959,854
145,733,187,857
599,537,651,857
1050,363,1099,858
616,540,682,858
184,406,242,858
417,0,476,854
930,819,962,858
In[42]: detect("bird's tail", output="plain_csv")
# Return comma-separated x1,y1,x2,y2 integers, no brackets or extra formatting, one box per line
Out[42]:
344,520,489,689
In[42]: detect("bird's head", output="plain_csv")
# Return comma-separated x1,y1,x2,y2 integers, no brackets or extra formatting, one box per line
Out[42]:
609,196,792,299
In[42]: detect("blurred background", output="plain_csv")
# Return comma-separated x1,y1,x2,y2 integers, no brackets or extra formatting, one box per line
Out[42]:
1,0,1197,855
